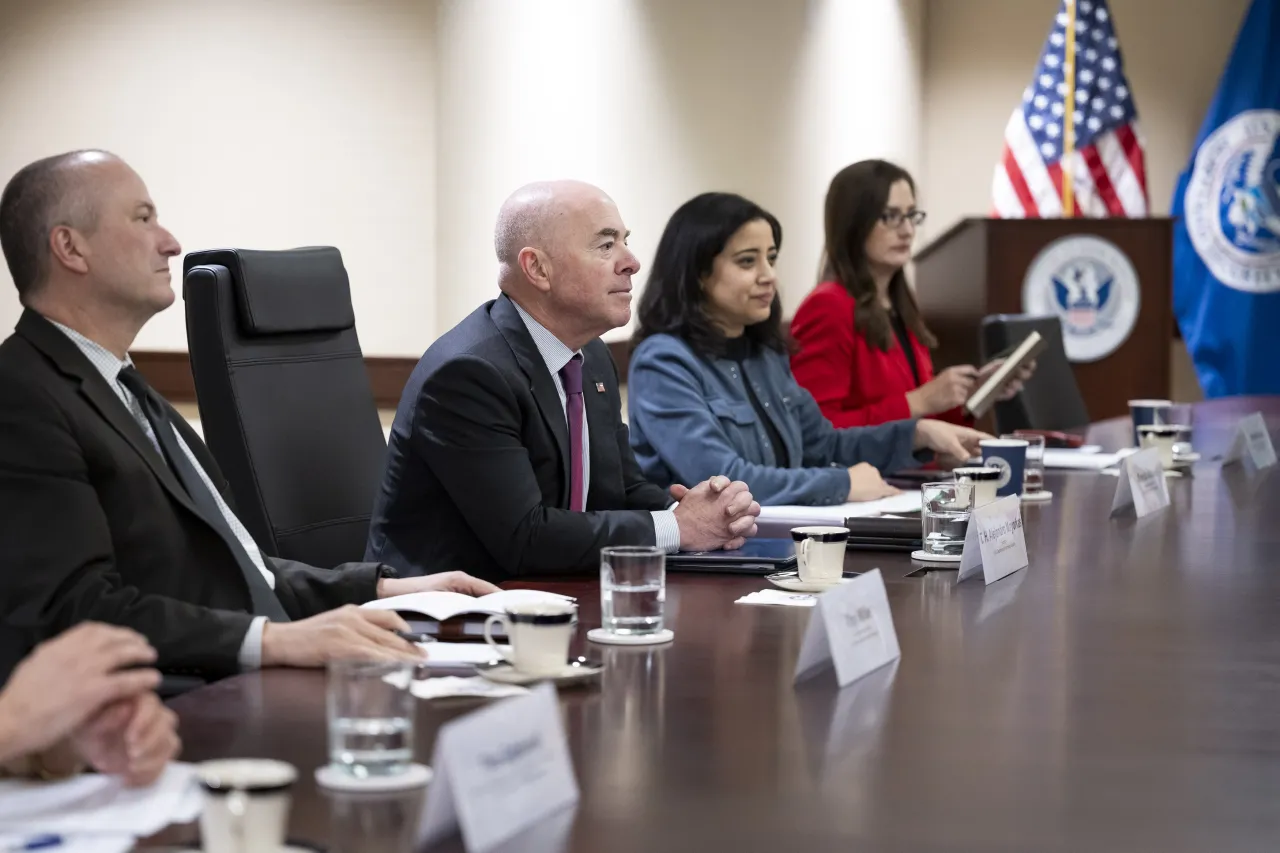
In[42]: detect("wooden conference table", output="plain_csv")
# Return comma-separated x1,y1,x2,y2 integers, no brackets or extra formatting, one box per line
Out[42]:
156,397,1280,852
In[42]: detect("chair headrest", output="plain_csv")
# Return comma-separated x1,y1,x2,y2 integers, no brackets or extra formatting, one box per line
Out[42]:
185,247,355,335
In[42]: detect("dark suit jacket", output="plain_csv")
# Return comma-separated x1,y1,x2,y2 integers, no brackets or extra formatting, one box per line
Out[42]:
0,310,381,682
366,294,671,582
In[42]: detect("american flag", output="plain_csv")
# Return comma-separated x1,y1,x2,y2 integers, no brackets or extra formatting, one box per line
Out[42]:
992,0,1148,217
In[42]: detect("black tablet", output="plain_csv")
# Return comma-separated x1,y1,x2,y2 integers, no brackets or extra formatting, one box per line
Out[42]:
667,537,798,574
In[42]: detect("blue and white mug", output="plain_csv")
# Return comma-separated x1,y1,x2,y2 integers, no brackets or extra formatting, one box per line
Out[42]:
1128,399,1171,447
979,439,1028,498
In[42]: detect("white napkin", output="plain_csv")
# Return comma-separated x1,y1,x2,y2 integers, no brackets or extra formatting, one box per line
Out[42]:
735,590,818,607
411,676,530,700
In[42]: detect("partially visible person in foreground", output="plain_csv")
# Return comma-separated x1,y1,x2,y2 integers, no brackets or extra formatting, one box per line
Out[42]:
0,623,179,785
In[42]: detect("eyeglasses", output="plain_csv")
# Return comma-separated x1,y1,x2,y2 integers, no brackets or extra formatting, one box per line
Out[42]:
879,209,927,228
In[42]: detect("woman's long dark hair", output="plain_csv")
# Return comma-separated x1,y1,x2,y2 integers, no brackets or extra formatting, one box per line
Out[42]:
633,192,788,358
821,159,937,352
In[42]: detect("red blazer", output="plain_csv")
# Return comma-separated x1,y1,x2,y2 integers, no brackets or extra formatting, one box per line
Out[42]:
790,281,968,428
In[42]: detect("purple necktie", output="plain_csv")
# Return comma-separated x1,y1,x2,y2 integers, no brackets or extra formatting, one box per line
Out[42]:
559,354,586,512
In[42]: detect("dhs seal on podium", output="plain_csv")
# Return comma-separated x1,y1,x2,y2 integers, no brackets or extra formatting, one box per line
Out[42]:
1021,234,1141,363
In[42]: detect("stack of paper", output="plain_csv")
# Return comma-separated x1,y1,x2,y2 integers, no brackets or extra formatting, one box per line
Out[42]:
735,590,817,607
412,676,530,700
0,763,201,847
1043,449,1123,470
422,641,505,675
758,491,924,527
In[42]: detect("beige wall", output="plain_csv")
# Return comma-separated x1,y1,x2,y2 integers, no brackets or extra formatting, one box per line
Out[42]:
436,0,925,342
0,0,925,351
0,0,1246,386
0,0,437,354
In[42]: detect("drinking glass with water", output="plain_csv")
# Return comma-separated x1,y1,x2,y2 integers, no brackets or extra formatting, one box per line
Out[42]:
327,660,415,778
600,545,665,636
921,481,973,557
1010,432,1046,495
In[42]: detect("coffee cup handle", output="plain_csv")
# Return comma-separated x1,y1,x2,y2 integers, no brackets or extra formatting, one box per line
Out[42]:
227,788,248,850
797,537,810,569
483,615,511,659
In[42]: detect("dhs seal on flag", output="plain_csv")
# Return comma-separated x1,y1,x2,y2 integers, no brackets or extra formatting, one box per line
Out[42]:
1184,109,1280,294
1021,234,1140,363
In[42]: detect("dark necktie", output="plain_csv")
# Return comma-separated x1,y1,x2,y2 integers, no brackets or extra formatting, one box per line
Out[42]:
116,367,290,622
558,355,586,512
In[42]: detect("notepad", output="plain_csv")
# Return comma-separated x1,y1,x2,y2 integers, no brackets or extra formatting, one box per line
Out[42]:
757,491,924,528
363,588,573,621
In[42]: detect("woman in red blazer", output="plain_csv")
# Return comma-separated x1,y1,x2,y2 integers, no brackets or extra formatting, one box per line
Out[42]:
791,160,1027,429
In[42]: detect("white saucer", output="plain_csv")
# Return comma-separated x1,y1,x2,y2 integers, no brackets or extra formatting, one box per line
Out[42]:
587,628,674,646
475,657,603,687
911,549,962,563
1020,490,1053,502
765,570,855,593
1173,452,1201,465
315,762,433,792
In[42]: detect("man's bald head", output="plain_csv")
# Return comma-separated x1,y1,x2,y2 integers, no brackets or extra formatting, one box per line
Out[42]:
0,150,119,301
493,180,615,274
490,179,639,348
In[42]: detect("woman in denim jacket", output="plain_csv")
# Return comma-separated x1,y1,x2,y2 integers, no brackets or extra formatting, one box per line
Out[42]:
627,193,988,507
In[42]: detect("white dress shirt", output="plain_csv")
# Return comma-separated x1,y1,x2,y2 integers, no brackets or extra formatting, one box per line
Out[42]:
50,321,269,669
511,303,680,552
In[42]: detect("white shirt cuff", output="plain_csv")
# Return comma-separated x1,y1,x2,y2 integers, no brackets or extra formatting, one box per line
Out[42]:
237,616,268,670
651,510,681,553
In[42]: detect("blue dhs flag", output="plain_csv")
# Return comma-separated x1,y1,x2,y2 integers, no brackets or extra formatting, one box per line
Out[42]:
1172,0,1280,398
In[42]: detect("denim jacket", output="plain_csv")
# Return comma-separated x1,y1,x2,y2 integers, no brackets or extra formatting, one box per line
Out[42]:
627,334,921,506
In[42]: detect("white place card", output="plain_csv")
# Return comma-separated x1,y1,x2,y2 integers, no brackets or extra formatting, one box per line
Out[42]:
1110,447,1171,518
794,568,900,687
956,495,1028,585
418,683,579,852
1224,412,1278,469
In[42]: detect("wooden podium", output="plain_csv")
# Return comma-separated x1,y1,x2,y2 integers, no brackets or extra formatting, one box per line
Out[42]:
912,218,1174,422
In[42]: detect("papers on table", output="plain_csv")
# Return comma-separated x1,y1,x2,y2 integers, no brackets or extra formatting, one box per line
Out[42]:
364,588,573,621
0,762,200,837
736,590,817,607
758,491,923,527
422,641,504,675
0,835,134,853
412,676,530,700
1043,448,1122,470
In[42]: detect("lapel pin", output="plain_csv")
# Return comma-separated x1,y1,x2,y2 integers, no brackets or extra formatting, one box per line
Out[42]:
595,382,606,393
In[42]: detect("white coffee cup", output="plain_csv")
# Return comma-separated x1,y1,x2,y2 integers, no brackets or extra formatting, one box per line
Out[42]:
198,758,297,853
954,466,1001,507
484,601,577,675
1139,424,1184,470
790,526,849,582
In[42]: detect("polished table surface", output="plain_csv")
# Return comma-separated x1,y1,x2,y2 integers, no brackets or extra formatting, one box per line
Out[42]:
156,397,1280,852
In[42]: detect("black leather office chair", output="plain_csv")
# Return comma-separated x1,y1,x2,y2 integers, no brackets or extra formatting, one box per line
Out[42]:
183,247,386,568
980,314,1090,434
